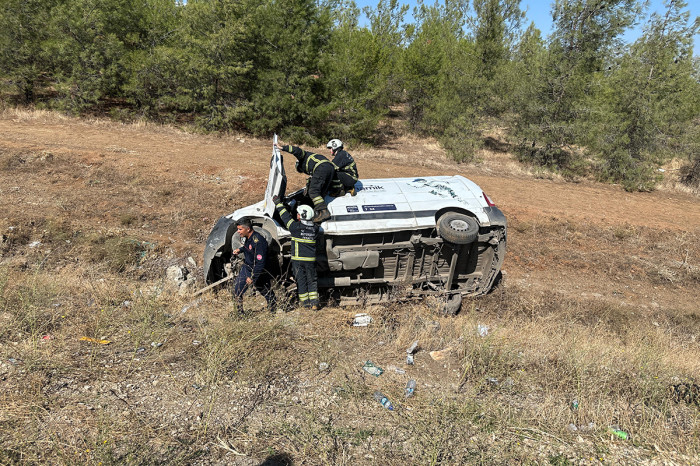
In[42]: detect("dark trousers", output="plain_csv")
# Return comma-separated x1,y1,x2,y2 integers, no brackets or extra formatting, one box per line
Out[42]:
336,171,357,191
331,172,357,195
307,163,334,210
292,261,318,307
232,266,276,312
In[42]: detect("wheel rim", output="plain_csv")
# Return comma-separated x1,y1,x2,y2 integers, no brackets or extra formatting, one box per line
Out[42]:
449,219,470,231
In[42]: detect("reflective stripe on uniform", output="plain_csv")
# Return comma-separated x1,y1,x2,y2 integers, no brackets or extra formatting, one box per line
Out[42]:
308,291,318,299
312,196,324,205
291,237,315,244
291,256,315,261
299,292,309,301
306,154,330,174
285,218,294,229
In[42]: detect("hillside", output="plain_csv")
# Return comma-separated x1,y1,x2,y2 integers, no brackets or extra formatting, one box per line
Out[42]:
1,109,699,464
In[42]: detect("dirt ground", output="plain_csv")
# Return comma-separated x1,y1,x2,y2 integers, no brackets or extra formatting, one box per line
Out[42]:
1,110,700,464
2,110,698,311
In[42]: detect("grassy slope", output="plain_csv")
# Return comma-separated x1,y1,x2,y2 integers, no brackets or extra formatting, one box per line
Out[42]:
1,109,699,464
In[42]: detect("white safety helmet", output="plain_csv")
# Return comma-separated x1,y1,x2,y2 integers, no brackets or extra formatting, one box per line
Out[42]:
326,139,343,151
297,204,314,221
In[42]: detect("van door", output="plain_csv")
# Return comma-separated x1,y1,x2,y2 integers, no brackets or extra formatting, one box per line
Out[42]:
263,134,287,218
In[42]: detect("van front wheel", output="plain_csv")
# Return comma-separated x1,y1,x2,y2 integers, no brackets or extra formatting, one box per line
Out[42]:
437,212,479,245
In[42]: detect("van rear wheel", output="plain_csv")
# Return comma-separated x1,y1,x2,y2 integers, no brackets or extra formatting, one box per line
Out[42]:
441,293,462,316
437,212,479,245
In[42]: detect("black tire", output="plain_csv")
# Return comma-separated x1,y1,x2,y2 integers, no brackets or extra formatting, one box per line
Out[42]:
437,212,479,245
441,294,463,316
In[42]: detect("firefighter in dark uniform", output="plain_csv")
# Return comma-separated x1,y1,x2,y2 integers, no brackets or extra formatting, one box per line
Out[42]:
231,217,277,314
327,139,359,196
273,196,321,310
276,142,334,223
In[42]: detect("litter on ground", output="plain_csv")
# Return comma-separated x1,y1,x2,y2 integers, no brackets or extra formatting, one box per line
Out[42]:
362,360,384,376
352,313,372,327
79,336,111,345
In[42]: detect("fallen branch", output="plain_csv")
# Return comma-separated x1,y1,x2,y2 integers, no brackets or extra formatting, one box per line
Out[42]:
192,275,232,297
215,436,247,456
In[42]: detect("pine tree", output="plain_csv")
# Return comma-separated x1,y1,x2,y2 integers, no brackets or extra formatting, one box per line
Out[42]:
513,0,640,176
471,0,525,115
321,0,408,142
0,0,59,102
590,0,700,190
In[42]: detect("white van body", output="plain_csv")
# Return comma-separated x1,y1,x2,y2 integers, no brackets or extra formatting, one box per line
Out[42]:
204,138,507,308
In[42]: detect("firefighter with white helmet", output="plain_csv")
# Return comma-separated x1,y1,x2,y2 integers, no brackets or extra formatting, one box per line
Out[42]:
273,195,321,310
276,141,334,223
327,139,359,196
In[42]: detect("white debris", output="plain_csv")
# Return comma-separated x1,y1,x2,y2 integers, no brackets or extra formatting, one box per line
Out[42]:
352,313,372,327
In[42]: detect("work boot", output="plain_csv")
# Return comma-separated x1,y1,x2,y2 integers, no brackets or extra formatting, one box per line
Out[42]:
329,188,344,198
349,187,357,196
312,207,330,223
311,305,319,311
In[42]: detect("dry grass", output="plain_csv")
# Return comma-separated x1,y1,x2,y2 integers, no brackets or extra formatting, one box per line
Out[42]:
2,112,700,463
2,256,699,463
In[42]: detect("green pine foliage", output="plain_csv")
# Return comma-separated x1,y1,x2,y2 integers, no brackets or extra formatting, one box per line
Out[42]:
0,0,698,191
0,0,60,103
588,0,700,191
321,0,408,143
513,0,642,178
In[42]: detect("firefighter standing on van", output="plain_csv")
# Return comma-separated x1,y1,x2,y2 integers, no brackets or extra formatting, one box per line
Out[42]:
327,139,359,196
276,142,334,223
273,195,320,310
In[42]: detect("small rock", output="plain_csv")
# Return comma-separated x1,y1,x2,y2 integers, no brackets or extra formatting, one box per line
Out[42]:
318,362,329,371
429,347,452,361
28,241,42,248
166,265,187,284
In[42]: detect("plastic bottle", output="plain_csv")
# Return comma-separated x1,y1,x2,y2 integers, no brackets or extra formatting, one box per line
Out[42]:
608,427,628,440
405,379,416,398
373,391,394,411
362,360,384,377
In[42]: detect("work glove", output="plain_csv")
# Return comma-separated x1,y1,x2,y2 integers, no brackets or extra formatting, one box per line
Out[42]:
272,194,281,205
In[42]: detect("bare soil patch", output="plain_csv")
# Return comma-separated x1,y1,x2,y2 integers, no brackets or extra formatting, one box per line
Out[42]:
1,109,699,464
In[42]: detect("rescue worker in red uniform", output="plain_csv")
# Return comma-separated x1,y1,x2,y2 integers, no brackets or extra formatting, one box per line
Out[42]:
231,217,276,314
276,141,334,223
327,139,359,196
273,196,320,310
